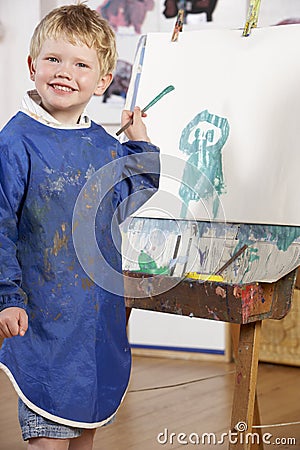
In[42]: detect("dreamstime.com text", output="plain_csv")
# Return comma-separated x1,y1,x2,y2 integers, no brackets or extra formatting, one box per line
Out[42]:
156,427,297,446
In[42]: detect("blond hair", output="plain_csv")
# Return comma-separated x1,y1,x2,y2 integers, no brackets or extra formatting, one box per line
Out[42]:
29,2,117,76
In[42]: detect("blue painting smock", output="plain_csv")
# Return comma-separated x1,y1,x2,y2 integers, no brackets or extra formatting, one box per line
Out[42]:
0,92,160,428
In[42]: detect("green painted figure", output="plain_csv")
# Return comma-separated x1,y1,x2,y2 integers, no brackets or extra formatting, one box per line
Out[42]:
179,110,230,218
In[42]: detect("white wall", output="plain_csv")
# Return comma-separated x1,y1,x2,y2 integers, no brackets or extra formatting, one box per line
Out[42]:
215,0,300,28
259,0,300,25
0,0,40,128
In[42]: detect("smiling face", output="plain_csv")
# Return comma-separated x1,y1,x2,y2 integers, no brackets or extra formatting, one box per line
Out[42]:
28,38,112,124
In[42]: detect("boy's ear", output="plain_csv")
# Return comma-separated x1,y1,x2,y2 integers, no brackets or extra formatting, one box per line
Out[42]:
27,55,36,81
94,73,113,97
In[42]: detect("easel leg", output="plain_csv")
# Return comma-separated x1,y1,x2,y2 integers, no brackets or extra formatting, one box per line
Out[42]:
252,392,263,449
230,324,263,447
230,323,241,361
126,307,132,326
229,321,263,450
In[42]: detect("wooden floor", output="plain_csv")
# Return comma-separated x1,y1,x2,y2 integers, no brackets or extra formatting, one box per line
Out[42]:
0,355,299,449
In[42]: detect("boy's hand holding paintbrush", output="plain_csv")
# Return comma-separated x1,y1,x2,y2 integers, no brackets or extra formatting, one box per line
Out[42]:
122,106,151,142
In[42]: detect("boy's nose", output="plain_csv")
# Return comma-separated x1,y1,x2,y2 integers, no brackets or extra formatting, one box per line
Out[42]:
55,67,73,80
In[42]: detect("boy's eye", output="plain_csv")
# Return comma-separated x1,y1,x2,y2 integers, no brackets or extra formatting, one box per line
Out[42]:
47,57,59,63
77,62,87,68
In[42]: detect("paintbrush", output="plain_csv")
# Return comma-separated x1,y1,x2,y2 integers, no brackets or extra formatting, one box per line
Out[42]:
185,244,248,282
215,244,248,275
116,85,175,136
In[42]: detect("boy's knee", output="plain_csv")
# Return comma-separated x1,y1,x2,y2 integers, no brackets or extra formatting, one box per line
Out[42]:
28,437,70,450
68,429,97,450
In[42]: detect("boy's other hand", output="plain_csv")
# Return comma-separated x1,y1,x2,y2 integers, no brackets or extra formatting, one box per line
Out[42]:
122,107,151,143
0,307,28,338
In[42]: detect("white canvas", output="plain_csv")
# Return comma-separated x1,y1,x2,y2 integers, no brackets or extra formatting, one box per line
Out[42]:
127,25,300,226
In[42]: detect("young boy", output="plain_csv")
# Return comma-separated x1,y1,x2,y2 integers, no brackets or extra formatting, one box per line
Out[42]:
0,3,159,449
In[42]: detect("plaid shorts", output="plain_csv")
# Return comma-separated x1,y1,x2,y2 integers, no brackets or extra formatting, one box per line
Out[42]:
18,398,83,441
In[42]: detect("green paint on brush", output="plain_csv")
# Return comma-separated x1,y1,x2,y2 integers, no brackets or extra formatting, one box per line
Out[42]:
141,85,175,114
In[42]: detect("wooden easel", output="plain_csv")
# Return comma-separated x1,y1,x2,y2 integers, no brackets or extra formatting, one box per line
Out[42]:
125,268,297,450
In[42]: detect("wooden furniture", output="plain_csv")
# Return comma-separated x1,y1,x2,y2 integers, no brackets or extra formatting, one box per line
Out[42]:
124,268,297,450
259,270,300,367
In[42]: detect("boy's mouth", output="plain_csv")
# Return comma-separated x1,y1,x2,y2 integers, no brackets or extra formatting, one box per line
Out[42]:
51,84,75,92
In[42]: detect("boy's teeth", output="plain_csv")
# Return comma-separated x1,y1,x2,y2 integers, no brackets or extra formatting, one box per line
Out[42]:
53,85,72,92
